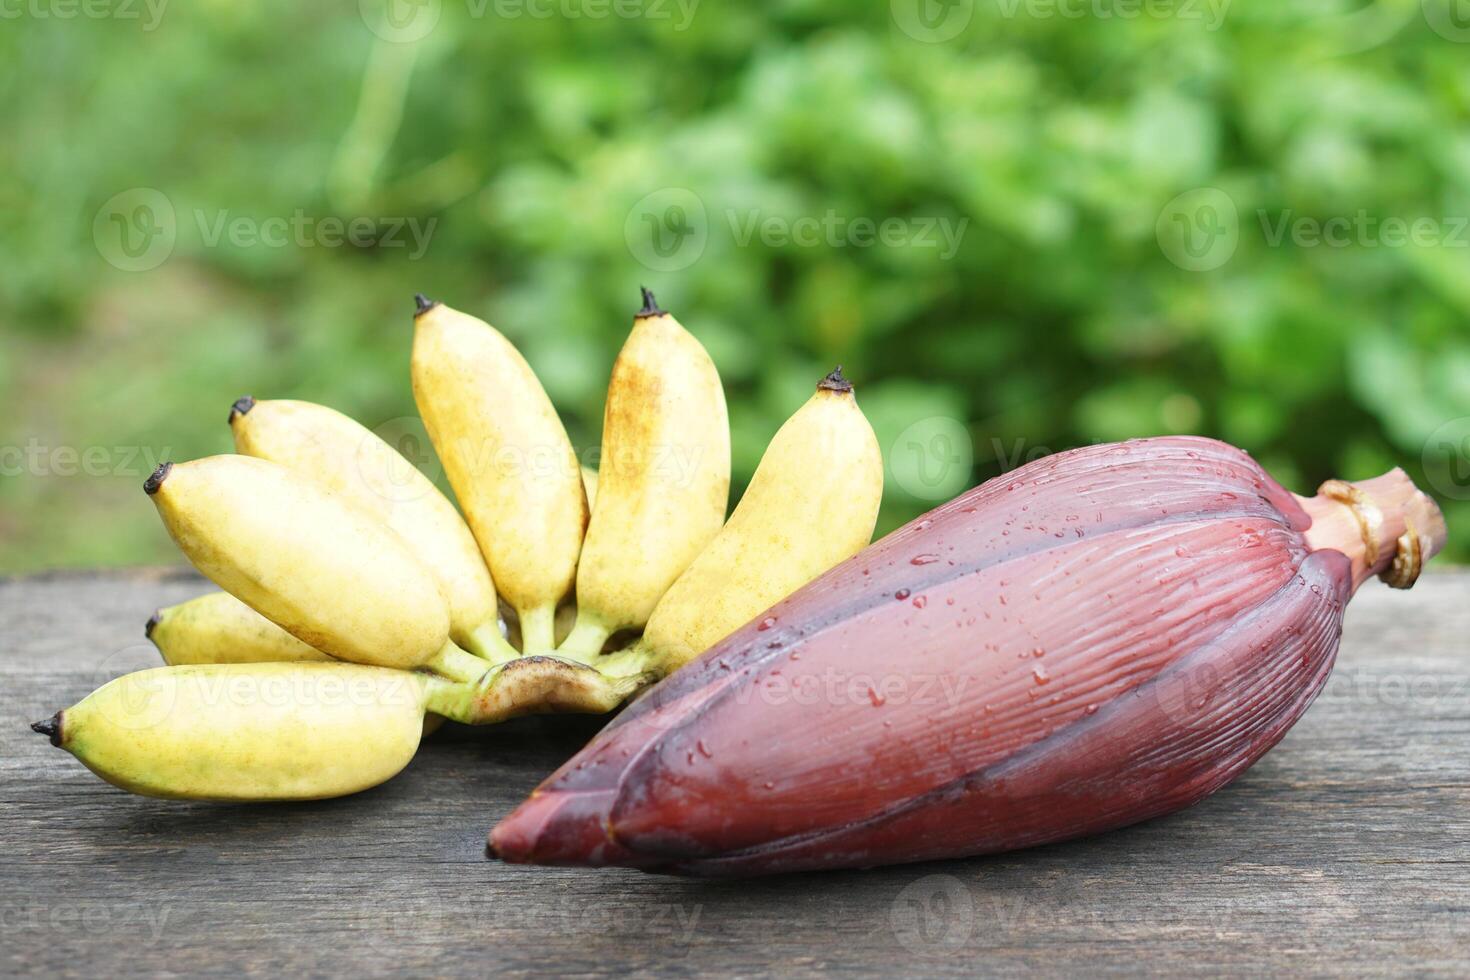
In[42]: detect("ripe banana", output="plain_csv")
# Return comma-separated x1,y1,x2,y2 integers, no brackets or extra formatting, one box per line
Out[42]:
489,438,1446,875
229,396,516,662
146,455,487,684
412,295,586,652
147,591,331,665
595,368,882,677
559,289,730,659
30,654,659,801
31,663,429,801
146,592,447,736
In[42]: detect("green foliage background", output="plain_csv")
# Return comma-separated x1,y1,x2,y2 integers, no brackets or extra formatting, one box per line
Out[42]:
2,0,1468,571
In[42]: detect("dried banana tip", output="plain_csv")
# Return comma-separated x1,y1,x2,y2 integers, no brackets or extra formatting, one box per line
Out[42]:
818,366,853,393
636,286,666,318
144,462,173,496
30,713,62,747
413,293,439,316
228,395,255,425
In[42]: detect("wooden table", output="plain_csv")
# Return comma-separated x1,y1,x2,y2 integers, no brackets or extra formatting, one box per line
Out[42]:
4,568,1467,976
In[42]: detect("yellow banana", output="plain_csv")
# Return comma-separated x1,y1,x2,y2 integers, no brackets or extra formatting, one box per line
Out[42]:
229,396,516,662
146,455,486,684
147,591,331,665
31,663,429,801
29,655,651,801
411,295,587,652
600,368,883,676
146,592,446,735
559,289,730,658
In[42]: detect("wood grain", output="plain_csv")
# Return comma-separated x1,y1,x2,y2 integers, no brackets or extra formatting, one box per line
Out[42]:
3,568,1467,977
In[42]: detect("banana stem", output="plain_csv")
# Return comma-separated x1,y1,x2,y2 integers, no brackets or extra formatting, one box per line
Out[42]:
420,659,653,725
556,615,614,664
516,603,558,654
593,641,664,680
425,641,490,684
421,674,480,724
462,622,521,666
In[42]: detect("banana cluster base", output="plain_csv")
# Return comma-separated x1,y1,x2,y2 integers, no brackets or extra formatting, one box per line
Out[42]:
8,568,1469,974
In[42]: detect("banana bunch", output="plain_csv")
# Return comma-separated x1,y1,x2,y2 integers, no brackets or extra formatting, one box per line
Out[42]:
33,290,884,802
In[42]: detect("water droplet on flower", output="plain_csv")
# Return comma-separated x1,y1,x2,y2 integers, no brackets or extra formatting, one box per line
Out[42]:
697,739,713,758
895,588,911,601
910,554,940,565
1084,703,1098,715
868,688,886,707
1032,665,1050,685
757,616,777,631
912,595,927,609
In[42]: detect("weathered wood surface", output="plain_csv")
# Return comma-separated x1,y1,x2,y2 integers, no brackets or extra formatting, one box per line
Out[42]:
3,568,1467,977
